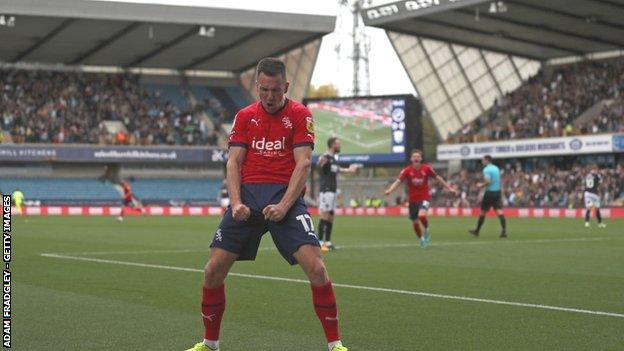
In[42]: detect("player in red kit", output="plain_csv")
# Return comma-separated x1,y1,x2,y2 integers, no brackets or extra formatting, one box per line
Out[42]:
385,149,457,248
185,58,347,351
117,180,142,221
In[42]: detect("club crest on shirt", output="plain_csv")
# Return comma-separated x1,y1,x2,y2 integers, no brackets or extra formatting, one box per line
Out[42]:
282,116,293,129
305,116,314,133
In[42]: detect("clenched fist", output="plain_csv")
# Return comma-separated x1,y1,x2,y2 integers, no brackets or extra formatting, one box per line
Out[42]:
231,203,251,221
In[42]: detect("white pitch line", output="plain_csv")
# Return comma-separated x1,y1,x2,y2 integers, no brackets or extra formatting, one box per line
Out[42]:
49,248,207,256
338,236,621,249
46,236,621,256
40,253,624,319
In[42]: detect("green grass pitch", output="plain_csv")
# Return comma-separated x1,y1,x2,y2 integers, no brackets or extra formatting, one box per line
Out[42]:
311,108,391,155
15,216,624,350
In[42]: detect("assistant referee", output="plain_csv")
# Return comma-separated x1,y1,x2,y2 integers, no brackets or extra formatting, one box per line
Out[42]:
469,155,507,238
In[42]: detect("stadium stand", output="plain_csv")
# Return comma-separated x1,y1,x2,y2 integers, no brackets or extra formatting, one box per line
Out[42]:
0,177,222,205
447,57,624,143
579,95,624,135
334,163,623,210
0,68,250,146
0,178,119,202
434,164,623,209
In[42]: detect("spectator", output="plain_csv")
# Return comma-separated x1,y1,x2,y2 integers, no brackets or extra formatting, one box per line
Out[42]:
432,164,623,209
447,57,624,143
0,69,223,146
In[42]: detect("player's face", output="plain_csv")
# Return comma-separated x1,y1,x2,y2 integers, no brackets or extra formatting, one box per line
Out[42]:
332,140,341,153
256,72,289,114
410,152,422,165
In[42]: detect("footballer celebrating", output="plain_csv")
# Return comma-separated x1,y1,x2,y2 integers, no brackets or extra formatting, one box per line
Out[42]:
117,180,142,221
584,166,606,228
385,149,457,248
185,58,347,351
317,137,359,251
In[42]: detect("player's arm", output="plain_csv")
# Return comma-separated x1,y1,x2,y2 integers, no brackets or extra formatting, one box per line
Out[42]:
435,174,457,195
226,146,250,221
263,146,312,221
317,155,328,168
339,164,360,173
477,173,491,188
384,178,402,195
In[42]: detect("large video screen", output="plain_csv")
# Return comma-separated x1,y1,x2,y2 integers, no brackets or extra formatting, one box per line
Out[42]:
305,96,413,164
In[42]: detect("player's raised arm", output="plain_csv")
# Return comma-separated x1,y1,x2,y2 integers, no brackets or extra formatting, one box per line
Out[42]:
263,146,312,221
227,146,250,221
340,164,361,173
317,154,328,167
384,178,402,195
435,174,457,195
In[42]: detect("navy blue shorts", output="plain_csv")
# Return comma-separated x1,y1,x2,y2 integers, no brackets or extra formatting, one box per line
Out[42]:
123,198,133,206
209,184,320,265
408,201,430,220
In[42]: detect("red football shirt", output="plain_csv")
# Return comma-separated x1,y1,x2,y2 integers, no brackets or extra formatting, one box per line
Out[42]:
228,99,315,184
398,163,437,202
122,183,133,201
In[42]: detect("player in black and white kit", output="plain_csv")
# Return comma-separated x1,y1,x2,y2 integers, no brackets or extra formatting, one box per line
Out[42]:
317,137,360,251
584,167,606,228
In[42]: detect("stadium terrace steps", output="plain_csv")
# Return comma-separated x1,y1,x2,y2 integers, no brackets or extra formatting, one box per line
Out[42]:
225,86,251,108
142,83,189,109
209,87,239,114
0,178,119,201
573,99,612,128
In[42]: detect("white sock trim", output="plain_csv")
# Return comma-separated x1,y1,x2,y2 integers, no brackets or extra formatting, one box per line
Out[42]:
203,339,219,350
328,340,342,350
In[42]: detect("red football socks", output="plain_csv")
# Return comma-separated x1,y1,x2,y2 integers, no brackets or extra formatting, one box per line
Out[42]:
412,220,423,238
419,216,429,228
202,284,226,341
311,281,341,343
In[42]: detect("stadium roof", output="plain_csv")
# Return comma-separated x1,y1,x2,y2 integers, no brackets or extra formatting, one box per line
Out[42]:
360,0,624,139
362,0,624,61
0,0,336,72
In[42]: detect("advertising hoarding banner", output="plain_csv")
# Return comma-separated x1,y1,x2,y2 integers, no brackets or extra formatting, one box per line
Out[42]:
0,144,226,164
437,134,620,160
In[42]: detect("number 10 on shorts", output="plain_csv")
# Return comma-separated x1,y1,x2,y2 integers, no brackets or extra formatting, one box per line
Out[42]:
296,214,316,235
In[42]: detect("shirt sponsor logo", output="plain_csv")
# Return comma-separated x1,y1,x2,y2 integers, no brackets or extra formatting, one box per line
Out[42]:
411,176,425,185
251,137,286,151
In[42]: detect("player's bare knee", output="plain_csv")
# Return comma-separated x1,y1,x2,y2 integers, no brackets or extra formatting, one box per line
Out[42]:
204,259,227,287
307,261,329,285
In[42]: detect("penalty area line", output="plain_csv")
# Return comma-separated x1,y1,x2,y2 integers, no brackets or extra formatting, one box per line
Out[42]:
39,252,624,319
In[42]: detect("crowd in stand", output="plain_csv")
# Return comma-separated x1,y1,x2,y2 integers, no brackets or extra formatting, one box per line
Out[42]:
449,57,624,143
579,94,624,135
200,95,232,128
431,164,624,209
0,69,219,146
